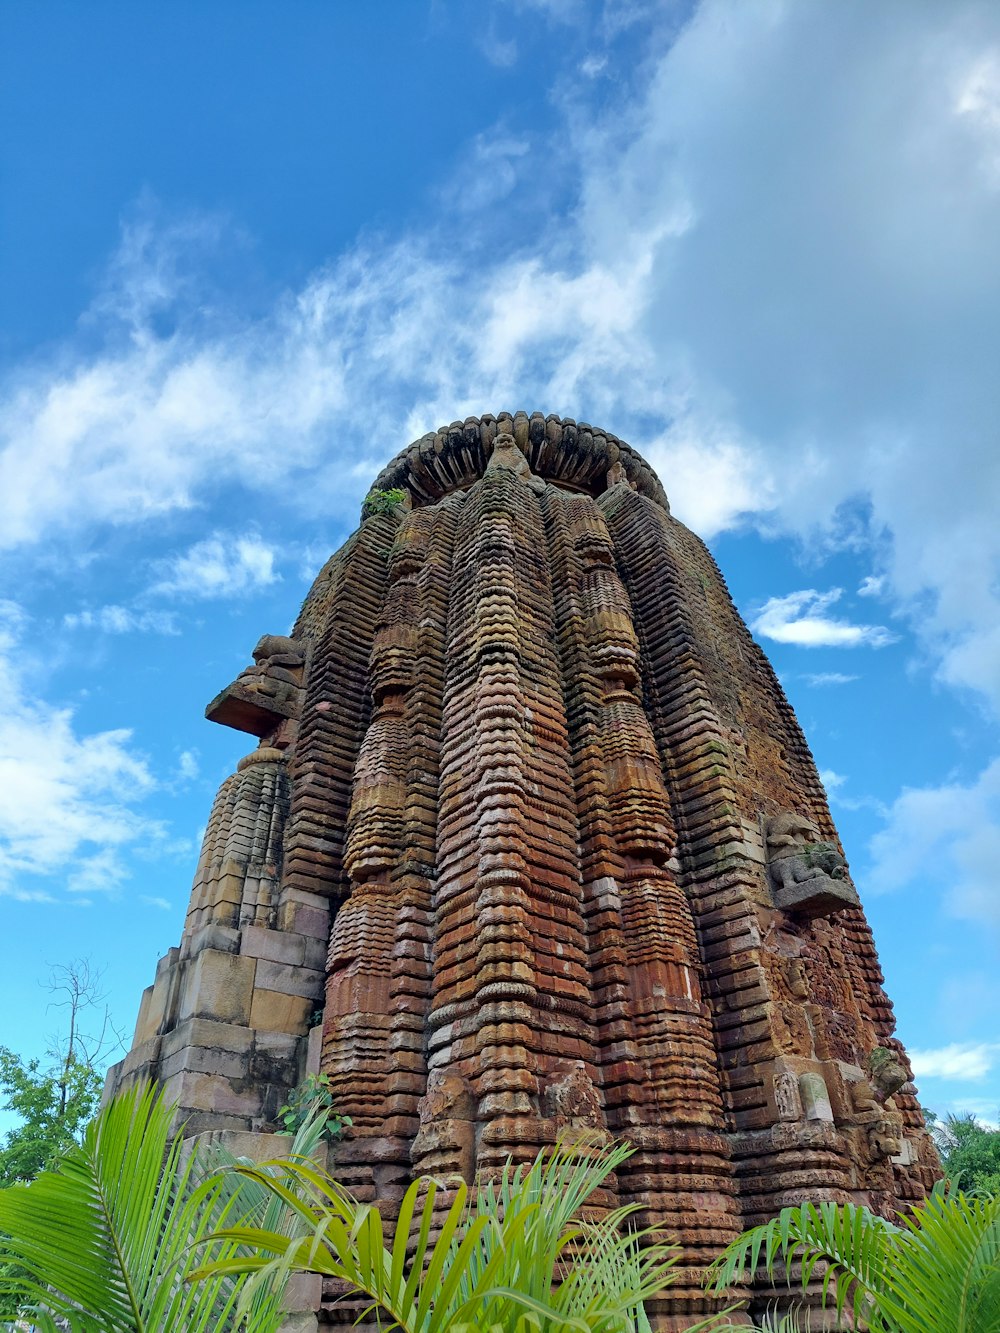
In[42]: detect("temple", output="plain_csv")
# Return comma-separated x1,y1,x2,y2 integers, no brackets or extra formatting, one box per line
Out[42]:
107,412,939,1328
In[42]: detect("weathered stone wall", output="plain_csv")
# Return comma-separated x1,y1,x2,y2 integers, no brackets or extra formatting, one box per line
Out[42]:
108,412,939,1330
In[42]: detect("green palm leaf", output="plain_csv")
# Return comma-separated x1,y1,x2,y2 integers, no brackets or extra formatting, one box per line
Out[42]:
881,1186,1000,1333
198,1134,695,1333
0,1082,283,1332
706,1184,1000,1333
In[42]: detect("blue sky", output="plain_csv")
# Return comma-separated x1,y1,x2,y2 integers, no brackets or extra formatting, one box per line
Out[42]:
1,0,998,1128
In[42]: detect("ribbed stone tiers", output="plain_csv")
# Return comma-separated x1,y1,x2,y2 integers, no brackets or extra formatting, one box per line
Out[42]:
108,412,939,1330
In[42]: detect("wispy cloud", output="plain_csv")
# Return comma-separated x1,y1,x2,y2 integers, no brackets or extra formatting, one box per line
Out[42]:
0,603,164,899
868,758,1000,928
803,671,859,686
0,1,999,719
910,1042,999,1081
150,533,280,600
751,589,896,649
857,576,885,598
63,605,179,635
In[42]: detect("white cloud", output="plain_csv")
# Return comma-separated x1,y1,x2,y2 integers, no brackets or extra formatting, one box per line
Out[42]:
176,749,199,783
868,757,1000,927
644,415,776,538
150,533,280,599
0,1,998,722
910,1042,999,1082
819,769,847,792
803,672,859,687
751,589,897,649
857,577,885,599
63,605,178,635
140,895,172,911
955,49,1000,183
0,605,163,899
580,55,608,78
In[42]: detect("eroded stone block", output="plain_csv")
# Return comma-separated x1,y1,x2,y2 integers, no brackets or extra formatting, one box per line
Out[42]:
177,950,256,1026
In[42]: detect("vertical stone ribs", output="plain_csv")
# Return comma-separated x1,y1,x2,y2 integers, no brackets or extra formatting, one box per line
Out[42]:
323,501,455,1211
284,521,393,903
599,481,942,1287
428,446,596,1175
601,488,855,1230
185,748,288,933
547,487,740,1314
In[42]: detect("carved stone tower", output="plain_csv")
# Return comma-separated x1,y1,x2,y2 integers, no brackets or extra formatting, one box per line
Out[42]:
109,413,938,1328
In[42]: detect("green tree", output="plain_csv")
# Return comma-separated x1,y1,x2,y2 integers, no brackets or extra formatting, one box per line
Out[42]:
707,1185,1000,1332
0,1047,101,1185
0,960,122,1186
197,1136,726,1333
933,1111,1000,1195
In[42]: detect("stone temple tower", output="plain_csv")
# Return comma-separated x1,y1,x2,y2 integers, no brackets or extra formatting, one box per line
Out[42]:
109,412,938,1327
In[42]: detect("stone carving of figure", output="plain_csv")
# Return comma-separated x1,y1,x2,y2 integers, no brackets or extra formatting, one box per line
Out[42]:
487,431,547,493
765,811,859,919
543,1063,604,1129
867,1114,905,1160
846,1050,908,1162
866,1045,909,1102
235,634,306,707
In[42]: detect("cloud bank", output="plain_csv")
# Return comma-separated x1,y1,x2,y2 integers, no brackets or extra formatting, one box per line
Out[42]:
0,602,162,899
0,1,998,719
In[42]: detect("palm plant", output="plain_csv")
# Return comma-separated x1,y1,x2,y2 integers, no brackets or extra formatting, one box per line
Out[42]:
706,1184,1000,1333
0,1080,327,1332
198,1134,717,1333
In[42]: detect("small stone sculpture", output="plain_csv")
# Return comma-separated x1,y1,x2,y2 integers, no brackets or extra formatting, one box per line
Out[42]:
867,1045,910,1102
765,810,860,919
205,634,306,736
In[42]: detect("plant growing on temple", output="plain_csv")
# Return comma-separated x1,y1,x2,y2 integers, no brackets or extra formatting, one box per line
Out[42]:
706,1184,1000,1332
276,1072,351,1144
362,486,406,517
0,1081,331,1332
196,1135,721,1333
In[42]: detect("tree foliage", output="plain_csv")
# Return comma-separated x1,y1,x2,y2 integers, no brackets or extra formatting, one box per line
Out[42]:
0,960,125,1188
933,1112,1000,1196
0,1046,102,1186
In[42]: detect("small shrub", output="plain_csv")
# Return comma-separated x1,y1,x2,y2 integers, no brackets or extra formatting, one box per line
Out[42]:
276,1073,352,1144
362,487,407,518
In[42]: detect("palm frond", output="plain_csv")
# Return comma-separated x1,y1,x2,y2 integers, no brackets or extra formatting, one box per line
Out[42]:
198,1133,686,1333
879,1185,1000,1333
705,1199,898,1329
0,1081,281,1332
